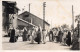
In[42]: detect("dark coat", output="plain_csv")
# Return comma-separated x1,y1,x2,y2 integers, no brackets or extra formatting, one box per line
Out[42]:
22,29,28,41
35,28,41,43
58,31,62,42
9,29,16,42
49,30,54,41
66,31,71,46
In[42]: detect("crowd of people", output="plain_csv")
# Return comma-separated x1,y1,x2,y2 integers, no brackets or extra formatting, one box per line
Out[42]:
49,27,72,46
8,25,79,50
8,25,47,44
49,27,79,50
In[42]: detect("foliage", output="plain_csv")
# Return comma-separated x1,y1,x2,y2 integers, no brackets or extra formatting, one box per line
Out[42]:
61,24,69,31
75,15,80,22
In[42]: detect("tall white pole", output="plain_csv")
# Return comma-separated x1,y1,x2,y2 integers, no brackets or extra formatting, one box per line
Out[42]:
29,3,30,13
72,5,74,36
29,3,32,24
43,2,46,30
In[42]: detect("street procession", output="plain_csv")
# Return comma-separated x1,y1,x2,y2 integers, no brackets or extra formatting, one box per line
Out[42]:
2,0,80,50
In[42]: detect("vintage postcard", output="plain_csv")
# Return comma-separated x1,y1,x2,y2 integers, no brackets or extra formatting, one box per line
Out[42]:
1,0,80,51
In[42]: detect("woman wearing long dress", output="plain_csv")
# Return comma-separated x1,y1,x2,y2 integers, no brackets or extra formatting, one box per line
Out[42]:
22,27,28,41
62,30,67,45
15,28,19,42
31,27,36,44
54,29,58,42
35,26,42,44
66,31,71,46
60,31,63,43
58,30,63,43
9,28,16,43
27,30,31,41
49,29,53,42
42,29,47,44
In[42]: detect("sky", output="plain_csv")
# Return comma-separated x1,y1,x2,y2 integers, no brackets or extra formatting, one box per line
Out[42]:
3,0,80,28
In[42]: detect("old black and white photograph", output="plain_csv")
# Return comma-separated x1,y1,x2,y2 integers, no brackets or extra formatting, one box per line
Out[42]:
2,0,80,50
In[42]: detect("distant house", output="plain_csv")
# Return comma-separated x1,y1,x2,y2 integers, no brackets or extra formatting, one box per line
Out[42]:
18,11,50,32
17,18,36,30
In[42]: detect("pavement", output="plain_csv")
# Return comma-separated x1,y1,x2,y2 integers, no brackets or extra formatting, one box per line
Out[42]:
2,37,71,50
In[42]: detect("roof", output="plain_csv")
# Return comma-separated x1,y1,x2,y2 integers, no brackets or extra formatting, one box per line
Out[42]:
17,18,36,27
19,11,50,26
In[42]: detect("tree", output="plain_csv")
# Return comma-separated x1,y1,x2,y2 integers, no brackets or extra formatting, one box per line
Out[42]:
61,24,69,31
75,15,80,37
71,14,80,50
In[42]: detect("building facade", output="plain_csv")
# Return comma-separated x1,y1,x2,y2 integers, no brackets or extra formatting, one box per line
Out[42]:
2,1,19,34
18,11,50,32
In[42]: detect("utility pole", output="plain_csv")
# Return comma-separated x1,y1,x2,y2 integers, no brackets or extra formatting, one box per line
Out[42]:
43,2,46,30
72,5,74,36
29,3,30,13
51,19,52,29
29,3,32,24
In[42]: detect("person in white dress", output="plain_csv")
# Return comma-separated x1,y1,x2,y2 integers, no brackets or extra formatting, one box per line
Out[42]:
30,27,36,44
42,29,47,44
62,30,68,45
